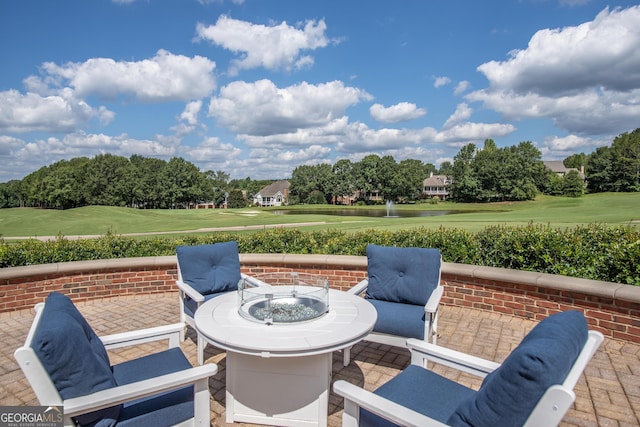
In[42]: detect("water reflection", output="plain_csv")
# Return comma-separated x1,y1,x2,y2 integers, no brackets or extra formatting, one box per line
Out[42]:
271,208,457,218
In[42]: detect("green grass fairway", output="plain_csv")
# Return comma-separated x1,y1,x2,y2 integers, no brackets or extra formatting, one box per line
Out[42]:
1,193,638,239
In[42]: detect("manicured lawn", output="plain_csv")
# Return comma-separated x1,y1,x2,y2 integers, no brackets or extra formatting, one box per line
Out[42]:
0,193,638,238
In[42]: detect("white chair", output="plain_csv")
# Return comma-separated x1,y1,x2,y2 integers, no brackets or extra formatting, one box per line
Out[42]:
14,292,218,427
343,244,443,366
334,310,604,427
176,241,266,365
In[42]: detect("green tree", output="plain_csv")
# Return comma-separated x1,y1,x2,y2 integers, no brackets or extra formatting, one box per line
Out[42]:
394,159,429,202
449,144,481,202
129,155,167,208
290,164,333,204
331,159,355,204
0,180,21,208
609,129,640,192
564,153,587,170
42,158,89,209
438,161,453,176
586,146,613,193
586,129,640,193
160,157,209,208
562,170,585,197
353,154,388,203
306,190,326,204
85,154,131,206
227,189,247,208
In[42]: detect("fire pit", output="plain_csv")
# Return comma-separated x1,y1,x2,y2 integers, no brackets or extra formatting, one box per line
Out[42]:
237,272,329,325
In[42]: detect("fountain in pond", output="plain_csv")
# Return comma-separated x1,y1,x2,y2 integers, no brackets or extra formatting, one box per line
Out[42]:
385,200,398,217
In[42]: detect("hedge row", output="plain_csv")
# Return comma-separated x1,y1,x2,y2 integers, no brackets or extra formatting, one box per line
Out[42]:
1,224,638,285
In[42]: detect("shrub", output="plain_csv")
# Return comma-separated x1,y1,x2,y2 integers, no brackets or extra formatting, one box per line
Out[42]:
1,224,638,285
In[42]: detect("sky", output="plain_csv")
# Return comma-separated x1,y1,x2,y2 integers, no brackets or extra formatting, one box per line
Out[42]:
1,0,639,183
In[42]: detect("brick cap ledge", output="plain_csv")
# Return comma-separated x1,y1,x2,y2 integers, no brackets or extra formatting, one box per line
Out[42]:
1,254,638,304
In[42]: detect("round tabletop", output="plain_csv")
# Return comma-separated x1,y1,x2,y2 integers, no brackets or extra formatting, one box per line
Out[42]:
194,288,377,357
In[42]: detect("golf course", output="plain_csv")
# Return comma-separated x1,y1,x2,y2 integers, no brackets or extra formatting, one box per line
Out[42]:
1,192,638,239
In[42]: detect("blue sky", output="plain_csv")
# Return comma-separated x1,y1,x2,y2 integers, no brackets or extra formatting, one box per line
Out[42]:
1,0,639,182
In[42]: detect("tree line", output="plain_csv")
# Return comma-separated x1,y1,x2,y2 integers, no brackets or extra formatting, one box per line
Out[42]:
1,129,638,209
286,129,639,204
0,154,273,209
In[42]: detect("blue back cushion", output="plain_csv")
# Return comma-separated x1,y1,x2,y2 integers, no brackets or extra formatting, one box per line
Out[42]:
365,244,441,306
32,292,120,427
176,241,241,296
448,310,588,427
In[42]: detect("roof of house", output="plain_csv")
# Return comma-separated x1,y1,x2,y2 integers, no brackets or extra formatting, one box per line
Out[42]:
544,160,569,173
544,161,586,179
256,180,290,197
423,175,448,187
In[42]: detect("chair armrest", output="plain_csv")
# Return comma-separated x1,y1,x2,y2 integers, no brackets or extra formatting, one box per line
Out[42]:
333,380,449,427
101,323,184,350
424,285,443,313
64,364,218,418
348,278,369,295
406,339,500,377
176,280,205,302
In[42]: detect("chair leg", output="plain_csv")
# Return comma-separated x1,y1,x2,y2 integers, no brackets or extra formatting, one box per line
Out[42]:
343,346,351,366
193,377,211,426
197,334,205,366
342,397,360,427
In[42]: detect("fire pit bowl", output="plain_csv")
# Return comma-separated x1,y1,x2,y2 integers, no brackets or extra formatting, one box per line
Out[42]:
237,272,329,325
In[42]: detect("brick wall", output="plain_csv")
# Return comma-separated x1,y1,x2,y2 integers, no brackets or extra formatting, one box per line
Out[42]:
1,254,638,343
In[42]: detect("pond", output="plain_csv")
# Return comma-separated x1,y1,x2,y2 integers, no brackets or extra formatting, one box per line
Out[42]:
271,208,459,218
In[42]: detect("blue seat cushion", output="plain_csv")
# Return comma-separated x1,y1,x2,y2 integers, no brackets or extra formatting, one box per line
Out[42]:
361,365,476,427
176,241,241,296
365,245,441,306
365,299,425,339
112,348,195,427
32,292,120,427
448,310,588,427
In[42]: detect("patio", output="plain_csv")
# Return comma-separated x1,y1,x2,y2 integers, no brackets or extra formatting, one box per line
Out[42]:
2,292,639,426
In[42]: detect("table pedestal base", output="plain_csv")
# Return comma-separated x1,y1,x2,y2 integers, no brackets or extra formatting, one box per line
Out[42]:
226,352,332,427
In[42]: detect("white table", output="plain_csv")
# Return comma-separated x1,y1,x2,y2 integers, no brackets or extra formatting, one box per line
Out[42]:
194,286,376,427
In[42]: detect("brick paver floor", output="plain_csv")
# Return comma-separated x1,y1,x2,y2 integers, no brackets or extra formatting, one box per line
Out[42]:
2,293,639,426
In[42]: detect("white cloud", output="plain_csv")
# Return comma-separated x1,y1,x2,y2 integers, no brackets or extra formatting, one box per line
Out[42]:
179,100,202,126
434,122,516,144
370,102,427,123
0,135,24,156
433,76,451,88
334,120,514,153
195,15,334,74
468,87,640,135
477,6,640,95
0,89,113,133
185,136,243,170
28,50,216,102
468,6,640,136
454,81,471,95
172,100,204,136
442,103,473,129
208,79,372,135
543,134,593,151
539,134,609,159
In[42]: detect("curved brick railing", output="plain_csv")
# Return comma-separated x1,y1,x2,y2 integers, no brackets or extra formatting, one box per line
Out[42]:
1,254,639,343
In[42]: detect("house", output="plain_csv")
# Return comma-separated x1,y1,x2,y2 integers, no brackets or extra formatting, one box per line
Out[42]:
423,174,450,200
543,161,586,180
253,180,290,207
